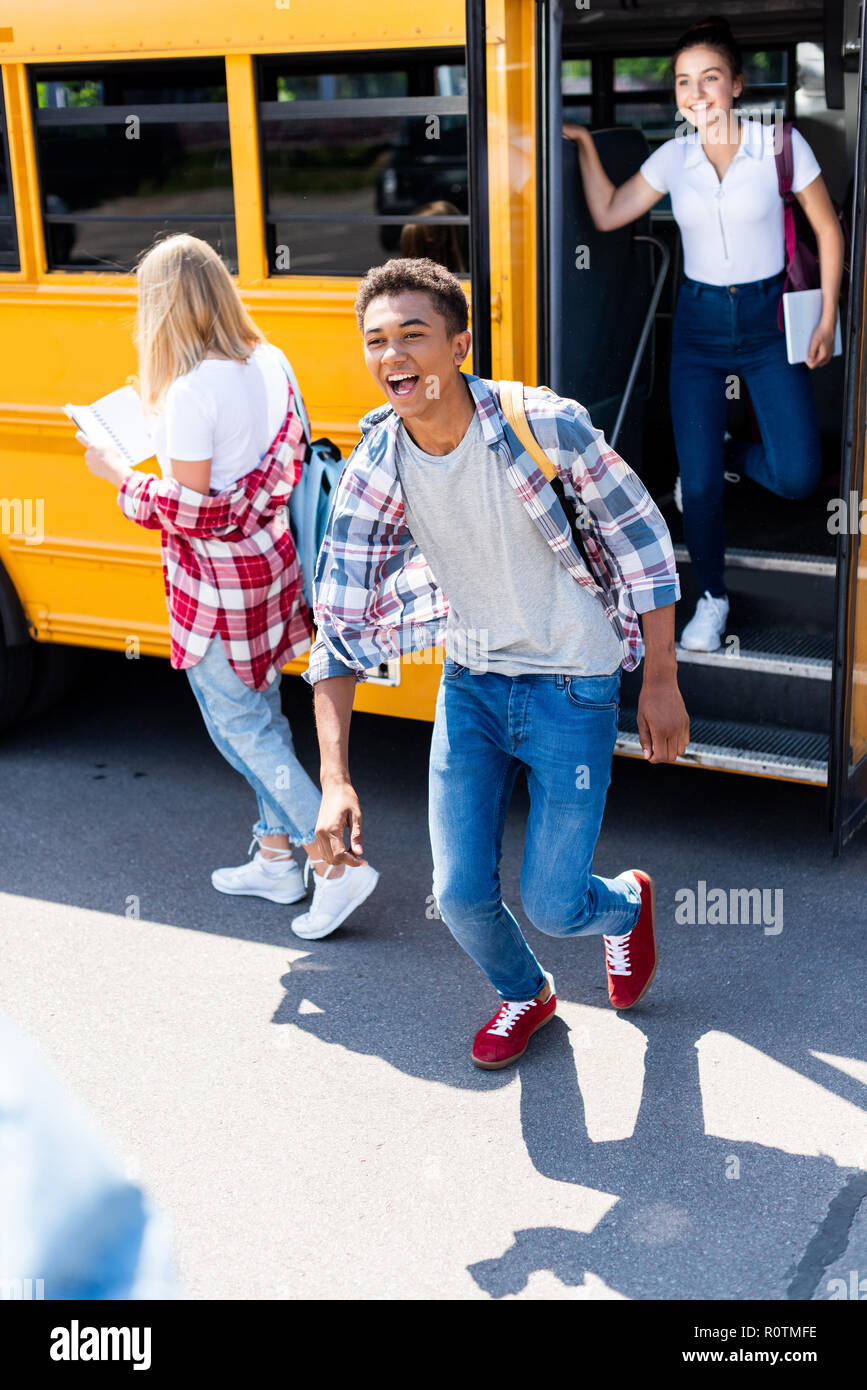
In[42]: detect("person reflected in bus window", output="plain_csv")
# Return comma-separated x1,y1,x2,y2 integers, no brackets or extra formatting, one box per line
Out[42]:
564,16,844,651
74,233,378,940
399,201,467,273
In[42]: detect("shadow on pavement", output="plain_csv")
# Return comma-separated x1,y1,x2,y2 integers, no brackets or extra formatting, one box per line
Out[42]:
3,649,867,1298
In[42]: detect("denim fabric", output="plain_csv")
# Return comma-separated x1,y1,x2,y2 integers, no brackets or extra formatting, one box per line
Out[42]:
669,270,822,596
0,1012,177,1300
428,661,641,1001
186,636,321,846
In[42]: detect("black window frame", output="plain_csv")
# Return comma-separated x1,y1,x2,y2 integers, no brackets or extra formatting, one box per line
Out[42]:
255,46,471,280
0,78,20,271
28,57,237,275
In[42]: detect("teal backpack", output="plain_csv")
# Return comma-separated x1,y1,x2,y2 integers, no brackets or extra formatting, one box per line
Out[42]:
277,351,344,614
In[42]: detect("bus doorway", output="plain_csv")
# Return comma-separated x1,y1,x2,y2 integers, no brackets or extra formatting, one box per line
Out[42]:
536,0,867,845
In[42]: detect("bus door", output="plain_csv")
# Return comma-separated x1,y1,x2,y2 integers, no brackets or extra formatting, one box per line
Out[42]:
830,6,867,851
542,0,862,805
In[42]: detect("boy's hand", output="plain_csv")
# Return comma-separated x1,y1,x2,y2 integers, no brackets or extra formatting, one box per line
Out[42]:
637,676,690,764
315,780,367,867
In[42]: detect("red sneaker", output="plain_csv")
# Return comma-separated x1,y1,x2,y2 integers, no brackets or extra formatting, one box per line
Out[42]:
603,870,657,1009
471,975,557,1070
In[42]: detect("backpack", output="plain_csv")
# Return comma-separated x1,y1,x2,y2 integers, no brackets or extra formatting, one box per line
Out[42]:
276,352,344,613
774,119,851,331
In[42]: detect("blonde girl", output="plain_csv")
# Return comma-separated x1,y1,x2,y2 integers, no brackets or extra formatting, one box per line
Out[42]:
77,234,378,939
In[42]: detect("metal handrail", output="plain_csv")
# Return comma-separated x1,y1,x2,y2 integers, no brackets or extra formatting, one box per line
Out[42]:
609,233,671,449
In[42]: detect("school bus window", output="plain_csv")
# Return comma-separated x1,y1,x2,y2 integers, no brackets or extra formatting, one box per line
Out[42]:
258,52,469,277
562,58,591,126
612,57,671,92
796,44,826,116
30,59,236,273
0,84,19,270
0,86,18,271
609,49,792,152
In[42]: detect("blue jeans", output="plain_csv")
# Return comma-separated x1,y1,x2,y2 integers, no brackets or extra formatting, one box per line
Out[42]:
669,270,822,596
428,661,640,1002
186,637,321,846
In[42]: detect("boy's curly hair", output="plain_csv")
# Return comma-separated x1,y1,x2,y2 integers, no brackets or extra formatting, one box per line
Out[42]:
354,258,469,339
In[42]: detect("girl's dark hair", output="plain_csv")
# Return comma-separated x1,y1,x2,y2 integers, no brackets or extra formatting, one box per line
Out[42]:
670,16,744,100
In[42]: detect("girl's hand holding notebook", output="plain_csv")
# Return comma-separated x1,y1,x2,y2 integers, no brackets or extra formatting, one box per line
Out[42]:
65,385,155,466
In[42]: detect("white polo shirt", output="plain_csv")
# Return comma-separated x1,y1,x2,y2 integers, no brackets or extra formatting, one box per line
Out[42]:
639,117,822,286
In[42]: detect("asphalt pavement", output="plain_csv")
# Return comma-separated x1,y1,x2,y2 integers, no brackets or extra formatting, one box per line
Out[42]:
1,648,866,1301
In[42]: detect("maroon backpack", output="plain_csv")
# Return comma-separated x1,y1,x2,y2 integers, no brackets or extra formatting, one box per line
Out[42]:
774,119,850,331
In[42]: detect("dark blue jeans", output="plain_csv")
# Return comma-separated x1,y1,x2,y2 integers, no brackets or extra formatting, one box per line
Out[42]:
669,270,822,596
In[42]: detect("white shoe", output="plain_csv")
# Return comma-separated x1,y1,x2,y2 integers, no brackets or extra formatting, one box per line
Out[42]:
291,859,380,940
211,848,307,904
680,591,730,652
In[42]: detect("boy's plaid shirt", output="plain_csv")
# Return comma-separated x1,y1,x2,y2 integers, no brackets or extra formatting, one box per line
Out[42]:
304,373,681,687
118,394,312,692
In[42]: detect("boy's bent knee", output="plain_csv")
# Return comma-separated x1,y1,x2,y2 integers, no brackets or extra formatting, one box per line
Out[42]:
523,890,593,937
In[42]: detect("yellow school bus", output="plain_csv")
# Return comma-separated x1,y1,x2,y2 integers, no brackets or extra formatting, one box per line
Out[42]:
1,0,866,847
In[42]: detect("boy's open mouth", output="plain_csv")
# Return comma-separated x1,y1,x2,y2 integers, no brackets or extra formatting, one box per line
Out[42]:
387,372,420,399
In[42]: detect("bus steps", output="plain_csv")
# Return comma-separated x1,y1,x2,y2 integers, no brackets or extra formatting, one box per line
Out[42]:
672,544,835,579
675,627,832,680
615,708,828,785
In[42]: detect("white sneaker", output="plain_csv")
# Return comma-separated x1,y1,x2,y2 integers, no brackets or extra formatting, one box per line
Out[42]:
211,848,307,904
680,591,730,652
291,859,380,940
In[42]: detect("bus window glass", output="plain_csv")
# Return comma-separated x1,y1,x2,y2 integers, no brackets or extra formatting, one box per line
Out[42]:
258,53,469,277
613,56,671,92
30,60,236,273
0,84,19,270
796,43,826,116
611,50,790,149
563,58,591,125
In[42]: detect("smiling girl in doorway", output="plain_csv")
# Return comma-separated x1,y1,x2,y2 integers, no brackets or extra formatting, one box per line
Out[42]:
565,16,845,650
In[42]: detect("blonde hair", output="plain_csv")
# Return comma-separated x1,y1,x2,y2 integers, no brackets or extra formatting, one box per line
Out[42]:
134,234,264,416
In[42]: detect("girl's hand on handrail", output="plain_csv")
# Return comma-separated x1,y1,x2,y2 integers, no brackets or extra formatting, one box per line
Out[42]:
563,122,591,147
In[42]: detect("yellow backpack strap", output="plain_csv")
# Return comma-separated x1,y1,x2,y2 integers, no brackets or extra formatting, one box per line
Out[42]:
498,380,558,482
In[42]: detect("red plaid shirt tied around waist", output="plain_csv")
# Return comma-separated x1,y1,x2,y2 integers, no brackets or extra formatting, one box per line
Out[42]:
118,393,312,691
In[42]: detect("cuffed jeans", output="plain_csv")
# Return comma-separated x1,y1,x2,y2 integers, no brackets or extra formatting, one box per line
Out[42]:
669,269,822,596
428,660,640,1002
186,636,321,846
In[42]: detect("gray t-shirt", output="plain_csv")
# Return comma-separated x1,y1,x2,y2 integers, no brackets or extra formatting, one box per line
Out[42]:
394,411,623,677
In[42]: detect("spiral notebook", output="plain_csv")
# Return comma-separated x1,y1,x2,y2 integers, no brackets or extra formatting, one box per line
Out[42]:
64,385,154,466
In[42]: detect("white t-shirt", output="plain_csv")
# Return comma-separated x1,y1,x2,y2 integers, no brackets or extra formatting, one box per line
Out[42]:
639,117,822,286
152,341,292,492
